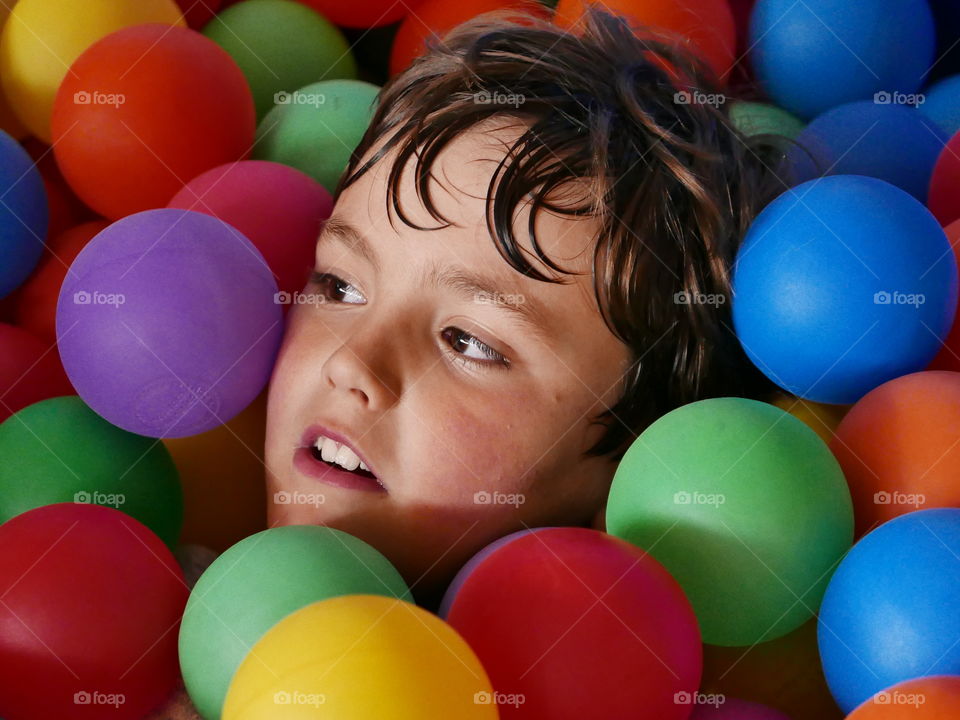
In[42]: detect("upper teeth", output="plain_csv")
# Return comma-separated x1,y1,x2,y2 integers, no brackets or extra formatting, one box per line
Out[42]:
314,436,369,473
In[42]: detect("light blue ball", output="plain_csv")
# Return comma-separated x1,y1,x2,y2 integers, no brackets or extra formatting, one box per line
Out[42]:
919,74,960,138
750,0,936,120
786,101,947,202
818,508,960,713
0,130,47,298
732,175,957,404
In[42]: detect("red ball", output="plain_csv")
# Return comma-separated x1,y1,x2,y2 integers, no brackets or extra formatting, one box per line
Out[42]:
928,218,960,372
13,221,110,343
167,160,332,300
441,527,702,720
175,0,223,28
51,24,255,220
295,0,408,28
929,129,960,227
0,322,73,421
0,503,189,719
390,0,549,76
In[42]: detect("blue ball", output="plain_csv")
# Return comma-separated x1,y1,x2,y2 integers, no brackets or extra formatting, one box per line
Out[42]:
818,508,960,713
919,74,960,138
0,130,47,299
750,0,936,120
786,101,947,202
732,175,957,404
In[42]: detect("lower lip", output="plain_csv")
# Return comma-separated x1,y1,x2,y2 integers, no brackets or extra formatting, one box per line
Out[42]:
293,447,387,493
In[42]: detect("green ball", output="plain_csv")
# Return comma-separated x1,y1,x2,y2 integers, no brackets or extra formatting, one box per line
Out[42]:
254,78,380,192
606,397,853,647
729,100,806,140
0,396,182,547
203,0,357,122
179,525,411,719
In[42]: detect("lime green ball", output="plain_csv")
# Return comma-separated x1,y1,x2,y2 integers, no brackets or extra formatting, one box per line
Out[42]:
0,396,182,547
606,397,853,647
729,100,806,140
203,0,357,122
254,78,380,192
179,525,411,720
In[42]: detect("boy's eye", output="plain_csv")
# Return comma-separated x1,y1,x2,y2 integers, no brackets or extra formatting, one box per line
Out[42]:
310,270,510,371
310,271,365,304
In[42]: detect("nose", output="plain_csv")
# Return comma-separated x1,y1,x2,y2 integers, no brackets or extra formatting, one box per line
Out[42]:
319,322,400,412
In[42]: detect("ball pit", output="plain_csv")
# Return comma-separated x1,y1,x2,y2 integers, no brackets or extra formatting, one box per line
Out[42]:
0,129,47,299
179,525,411,719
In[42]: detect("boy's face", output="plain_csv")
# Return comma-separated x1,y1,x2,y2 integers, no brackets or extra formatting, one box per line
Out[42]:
264,119,632,603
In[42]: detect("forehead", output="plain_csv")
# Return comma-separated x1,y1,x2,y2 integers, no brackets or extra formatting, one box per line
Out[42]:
336,116,602,282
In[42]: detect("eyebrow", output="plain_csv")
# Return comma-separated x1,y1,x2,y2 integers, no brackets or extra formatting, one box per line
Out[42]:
316,218,553,339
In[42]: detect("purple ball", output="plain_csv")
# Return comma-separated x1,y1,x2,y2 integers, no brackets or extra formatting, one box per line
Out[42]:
56,208,283,438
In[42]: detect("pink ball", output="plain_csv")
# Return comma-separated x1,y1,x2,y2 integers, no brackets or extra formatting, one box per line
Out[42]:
690,698,791,719
168,161,332,301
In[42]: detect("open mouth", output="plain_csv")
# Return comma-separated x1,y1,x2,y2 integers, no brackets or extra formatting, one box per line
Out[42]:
310,443,380,481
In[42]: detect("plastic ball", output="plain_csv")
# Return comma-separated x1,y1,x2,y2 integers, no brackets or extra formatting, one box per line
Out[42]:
389,0,545,76
607,397,853,646
928,219,960,371
203,0,356,121
554,0,737,83
729,100,805,139
732,175,957,404
846,675,960,718
0,395,183,546
928,130,960,226
179,525,411,720
690,698,791,719
167,161,333,300
296,0,409,28
175,0,222,28
919,74,960,138
772,393,850,445
0,322,73,422
163,390,268,553
222,594,497,720
0,503,189,720
787,101,947,202
829,371,960,537
0,0,185,143
441,527,702,719
0,129,47,299
749,0,935,120
13,221,109,343
818,508,960,713
56,208,283,438
21,138,98,242
0,2,27,140
51,23,255,220
254,79,380,192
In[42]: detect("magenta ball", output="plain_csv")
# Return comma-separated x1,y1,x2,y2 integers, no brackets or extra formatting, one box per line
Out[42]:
690,698,791,719
167,161,333,299
56,208,283,438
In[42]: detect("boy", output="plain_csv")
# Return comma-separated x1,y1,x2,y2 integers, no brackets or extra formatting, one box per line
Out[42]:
264,6,781,610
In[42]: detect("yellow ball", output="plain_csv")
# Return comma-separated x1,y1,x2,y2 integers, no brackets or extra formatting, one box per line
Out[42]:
223,595,499,720
772,392,850,445
0,0,184,142
0,5,26,140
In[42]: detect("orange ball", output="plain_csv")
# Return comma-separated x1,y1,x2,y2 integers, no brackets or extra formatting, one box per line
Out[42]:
390,0,548,76
51,24,254,220
846,676,960,719
13,221,109,343
927,218,960,373
163,390,267,552
829,371,960,538
553,0,736,84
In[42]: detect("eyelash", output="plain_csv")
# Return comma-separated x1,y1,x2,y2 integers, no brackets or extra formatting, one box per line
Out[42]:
309,270,510,371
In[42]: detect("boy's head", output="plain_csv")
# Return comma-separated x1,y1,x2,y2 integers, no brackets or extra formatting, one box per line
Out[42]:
265,7,781,604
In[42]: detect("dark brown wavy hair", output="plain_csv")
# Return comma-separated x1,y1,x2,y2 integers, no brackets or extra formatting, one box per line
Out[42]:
334,4,785,462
